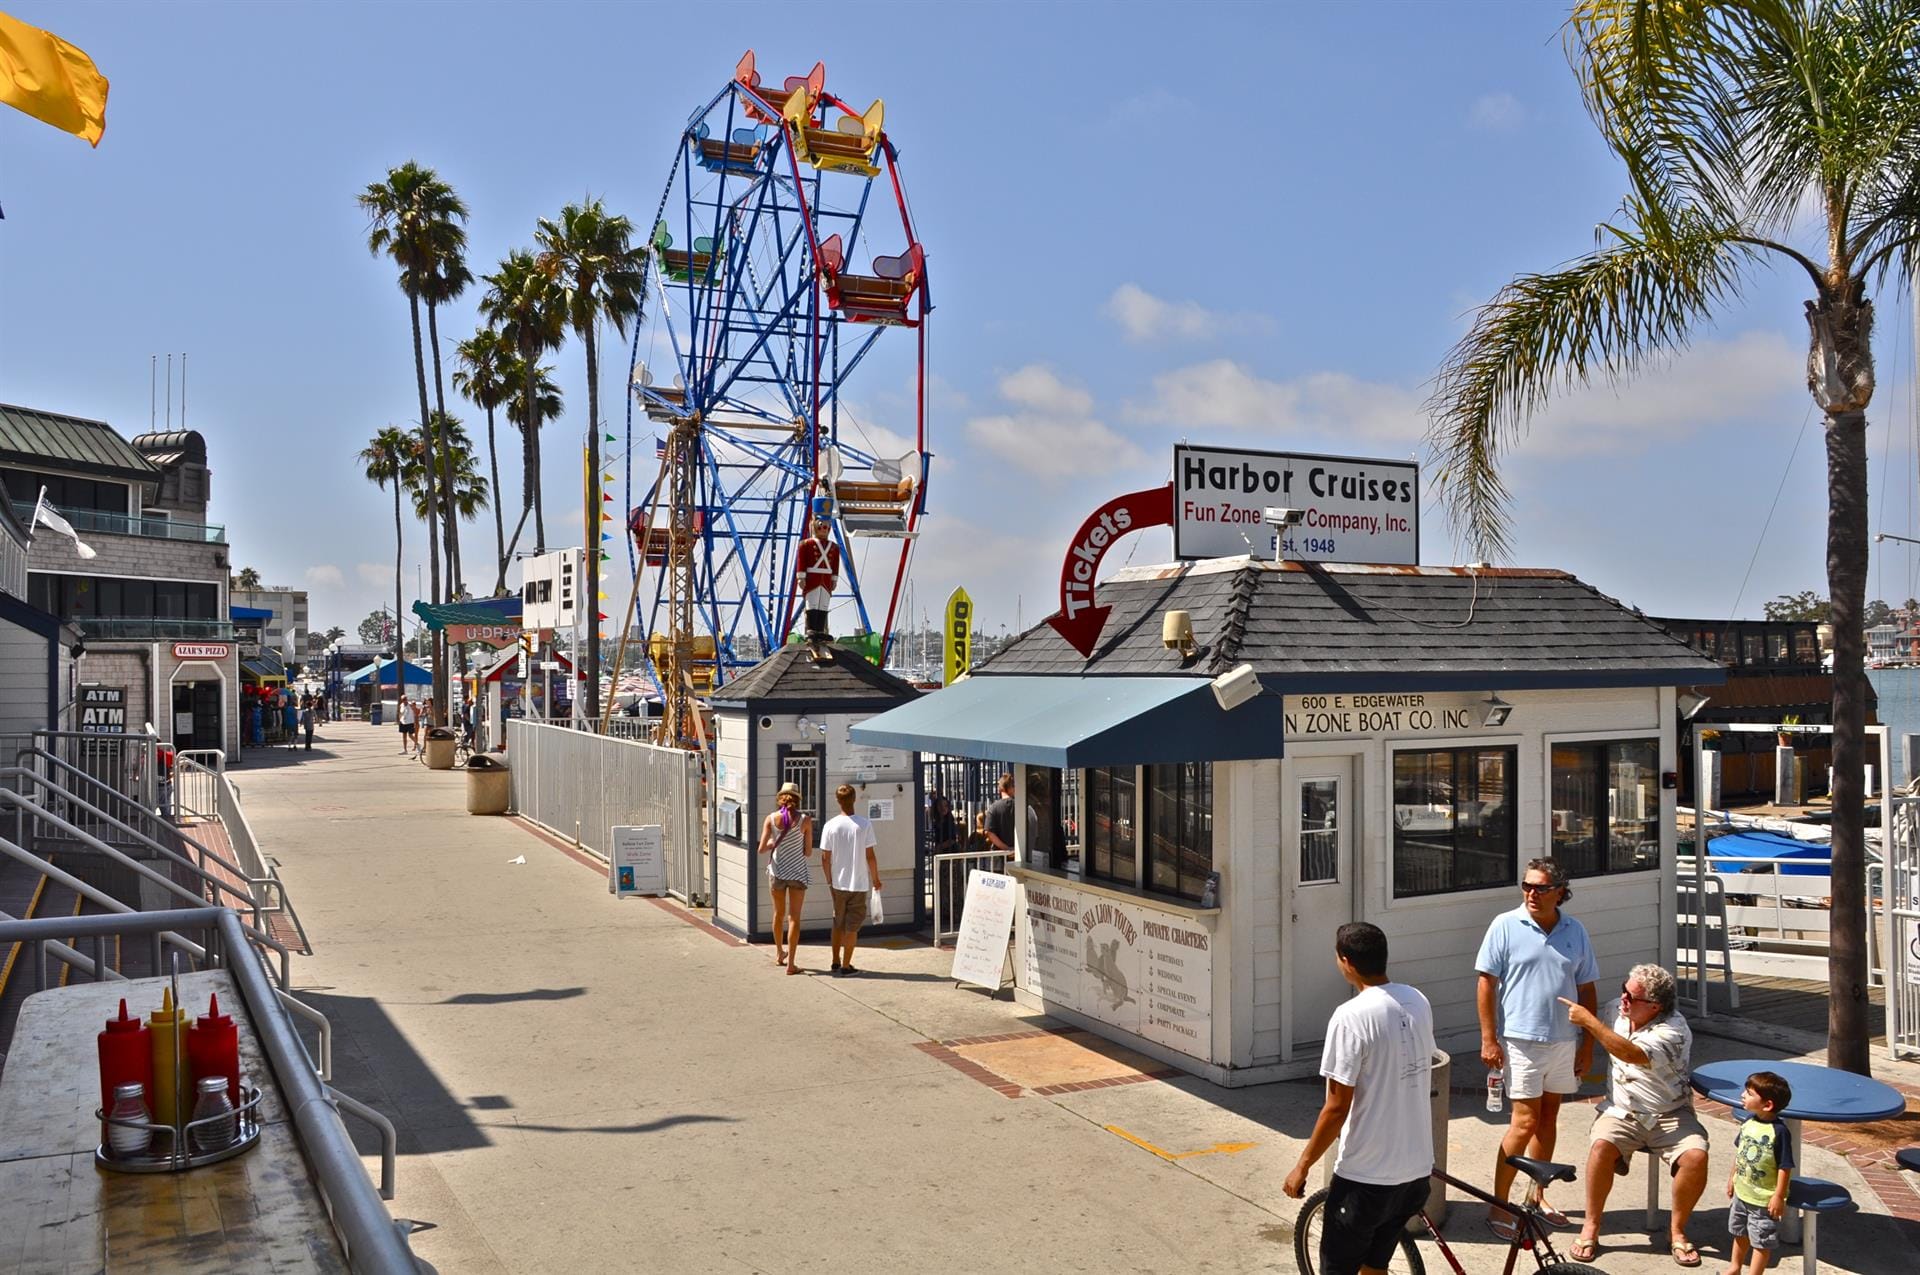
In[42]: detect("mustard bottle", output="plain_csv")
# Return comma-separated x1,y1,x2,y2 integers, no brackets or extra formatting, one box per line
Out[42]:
147,987,189,1129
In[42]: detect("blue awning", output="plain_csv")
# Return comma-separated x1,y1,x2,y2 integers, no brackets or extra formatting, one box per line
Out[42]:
849,675,1287,768
230,605,273,623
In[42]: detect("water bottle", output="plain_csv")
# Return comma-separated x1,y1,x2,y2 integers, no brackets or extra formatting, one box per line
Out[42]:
1486,1067,1505,1113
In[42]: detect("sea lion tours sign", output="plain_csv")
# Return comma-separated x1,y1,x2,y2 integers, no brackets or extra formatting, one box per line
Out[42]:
1173,444,1419,565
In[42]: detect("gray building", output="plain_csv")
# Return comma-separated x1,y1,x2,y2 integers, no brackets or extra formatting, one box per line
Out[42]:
0,493,80,736
230,585,310,662
0,405,239,756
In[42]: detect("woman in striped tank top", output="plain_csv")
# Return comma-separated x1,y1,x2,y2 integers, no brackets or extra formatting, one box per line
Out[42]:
758,782,814,974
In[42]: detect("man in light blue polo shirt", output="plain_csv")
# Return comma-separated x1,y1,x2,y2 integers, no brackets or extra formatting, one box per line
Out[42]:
1476,857,1598,1234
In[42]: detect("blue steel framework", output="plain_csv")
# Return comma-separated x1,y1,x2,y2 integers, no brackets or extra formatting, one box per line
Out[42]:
625,63,931,697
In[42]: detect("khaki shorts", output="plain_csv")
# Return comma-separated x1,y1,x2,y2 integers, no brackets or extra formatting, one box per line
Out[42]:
1590,1105,1710,1171
831,887,868,931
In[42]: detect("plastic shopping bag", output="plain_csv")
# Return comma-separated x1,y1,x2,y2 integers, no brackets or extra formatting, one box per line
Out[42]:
868,885,885,925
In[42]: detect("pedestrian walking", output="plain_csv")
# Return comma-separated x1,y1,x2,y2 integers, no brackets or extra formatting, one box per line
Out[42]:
757,782,813,975
282,694,299,750
397,696,416,756
1475,857,1598,1234
301,698,316,750
819,783,880,977
1283,922,1436,1275
984,773,1016,856
1559,963,1711,1265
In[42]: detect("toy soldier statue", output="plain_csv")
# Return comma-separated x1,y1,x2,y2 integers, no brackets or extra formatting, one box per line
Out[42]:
796,516,840,660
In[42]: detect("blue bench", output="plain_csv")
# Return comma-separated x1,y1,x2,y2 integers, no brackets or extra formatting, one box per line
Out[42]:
1895,1146,1920,1173
1786,1176,1853,1274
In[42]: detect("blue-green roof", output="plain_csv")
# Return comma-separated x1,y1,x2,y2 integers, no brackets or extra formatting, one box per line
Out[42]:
0,403,161,481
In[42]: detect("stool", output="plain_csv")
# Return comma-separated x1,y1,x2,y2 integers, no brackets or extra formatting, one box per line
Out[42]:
1785,1177,1853,1274
1895,1147,1920,1173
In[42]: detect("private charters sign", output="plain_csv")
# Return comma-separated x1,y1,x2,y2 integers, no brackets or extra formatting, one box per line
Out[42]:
1172,444,1418,565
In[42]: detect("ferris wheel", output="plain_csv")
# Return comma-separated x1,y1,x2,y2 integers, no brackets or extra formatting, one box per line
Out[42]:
625,50,931,709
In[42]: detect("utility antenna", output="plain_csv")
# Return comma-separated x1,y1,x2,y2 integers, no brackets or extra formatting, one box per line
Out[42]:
181,353,187,428
150,355,156,429
165,355,172,428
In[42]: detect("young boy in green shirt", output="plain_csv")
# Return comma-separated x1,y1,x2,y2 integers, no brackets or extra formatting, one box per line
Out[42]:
1724,1070,1794,1275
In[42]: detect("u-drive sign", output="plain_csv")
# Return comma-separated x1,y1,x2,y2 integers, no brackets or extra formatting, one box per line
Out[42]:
1172,444,1420,565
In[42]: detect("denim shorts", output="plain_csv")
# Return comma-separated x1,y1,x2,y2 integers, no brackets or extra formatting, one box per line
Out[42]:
1728,1195,1779,1250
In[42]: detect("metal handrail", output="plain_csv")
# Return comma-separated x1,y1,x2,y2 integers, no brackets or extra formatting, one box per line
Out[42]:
0,909,411,1270
0,765,263,929
14,746,230,878
0,795,289,987
276,986,333,1081
0,838,215,973
31,728,157,808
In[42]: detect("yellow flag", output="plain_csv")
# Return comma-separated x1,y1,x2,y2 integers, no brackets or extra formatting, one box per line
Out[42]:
0,12,109,147
943,587,972,687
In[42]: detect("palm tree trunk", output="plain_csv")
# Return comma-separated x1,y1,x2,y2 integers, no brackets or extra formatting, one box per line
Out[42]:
428,300,462,597
393,480,407,729
408,291,445,719
585,325,602,722
487,402,505,590
1810,287,1875,1076
526,340,547,551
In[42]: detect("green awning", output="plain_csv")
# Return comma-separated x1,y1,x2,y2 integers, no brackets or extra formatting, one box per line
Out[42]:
849,675,1287,768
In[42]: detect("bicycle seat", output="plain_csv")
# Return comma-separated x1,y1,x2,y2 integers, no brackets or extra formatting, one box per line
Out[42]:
1506,1155,1577,1187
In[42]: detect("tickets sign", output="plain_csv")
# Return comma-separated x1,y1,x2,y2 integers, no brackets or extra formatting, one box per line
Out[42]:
1172,445,1419,565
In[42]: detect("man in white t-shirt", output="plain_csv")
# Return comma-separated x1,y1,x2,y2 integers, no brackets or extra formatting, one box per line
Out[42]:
819,783,880,978
1284,922,1436,1275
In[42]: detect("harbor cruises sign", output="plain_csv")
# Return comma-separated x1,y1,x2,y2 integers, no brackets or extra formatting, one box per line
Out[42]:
1173,445,1419,565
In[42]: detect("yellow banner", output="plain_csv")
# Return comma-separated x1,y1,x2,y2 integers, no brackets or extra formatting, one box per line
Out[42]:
943,586,972,686
0,12,109,146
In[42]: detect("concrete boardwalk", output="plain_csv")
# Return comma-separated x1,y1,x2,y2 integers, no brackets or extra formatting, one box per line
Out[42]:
243,723,1920,1274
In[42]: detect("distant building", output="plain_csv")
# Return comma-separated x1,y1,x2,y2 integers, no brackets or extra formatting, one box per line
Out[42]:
0,489,80,735
1866,623,1906,665
229,585,309,662
0,404,239,755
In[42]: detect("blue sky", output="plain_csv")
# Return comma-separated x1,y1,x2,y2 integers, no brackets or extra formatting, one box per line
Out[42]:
4,0,1917,647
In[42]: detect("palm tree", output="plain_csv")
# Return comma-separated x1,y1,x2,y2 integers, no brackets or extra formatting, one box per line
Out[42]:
234,567,262,591
423,250,474,596
359,161,467,716
479,250,566,556
359,426,415,709
537,198,649,720
404,413,490,526
453,327,515,586
500,361,565,584
1427,0,1920,1074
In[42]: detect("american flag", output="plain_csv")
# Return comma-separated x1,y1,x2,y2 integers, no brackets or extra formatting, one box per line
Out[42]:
654,436,667,459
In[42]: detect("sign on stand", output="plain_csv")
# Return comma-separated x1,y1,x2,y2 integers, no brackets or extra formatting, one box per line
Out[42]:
610,824,665,898
950,869,1017,990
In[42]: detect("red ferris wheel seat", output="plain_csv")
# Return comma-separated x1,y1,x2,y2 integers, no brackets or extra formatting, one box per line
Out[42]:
814,235,925,327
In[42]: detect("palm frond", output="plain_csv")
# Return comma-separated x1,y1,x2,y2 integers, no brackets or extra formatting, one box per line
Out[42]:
1427,214,1750,558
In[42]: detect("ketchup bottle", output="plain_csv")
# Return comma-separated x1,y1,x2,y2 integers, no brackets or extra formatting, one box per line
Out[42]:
186,992,240,1108
147,987,189,1128
97,998,153,1143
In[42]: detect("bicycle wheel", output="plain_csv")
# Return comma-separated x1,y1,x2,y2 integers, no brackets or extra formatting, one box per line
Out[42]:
1537,1265,1604,1275
1293,1187,1426,1275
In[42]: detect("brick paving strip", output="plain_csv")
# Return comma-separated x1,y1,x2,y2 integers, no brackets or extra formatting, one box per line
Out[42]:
510,815,747,947
914,1028,1179,1099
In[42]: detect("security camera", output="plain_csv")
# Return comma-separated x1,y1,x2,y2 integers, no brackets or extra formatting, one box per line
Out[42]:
1211,663,1261,712
1264,507,1305,528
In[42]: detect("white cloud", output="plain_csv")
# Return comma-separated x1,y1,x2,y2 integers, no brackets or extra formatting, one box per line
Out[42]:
1469,92,1526,132
304,564,344,589
1519,331,1804,454
963,366,1146,479
1102,284,1271,345
1125,359,1427,444
355,562,390,587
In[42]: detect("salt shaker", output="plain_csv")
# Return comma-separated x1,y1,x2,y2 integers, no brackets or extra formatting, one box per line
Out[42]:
107,1082,152,1158
188,1074,236,1154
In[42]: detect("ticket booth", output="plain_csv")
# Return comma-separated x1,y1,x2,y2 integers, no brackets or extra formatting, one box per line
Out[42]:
854,557,1725,1085
709,645,924,941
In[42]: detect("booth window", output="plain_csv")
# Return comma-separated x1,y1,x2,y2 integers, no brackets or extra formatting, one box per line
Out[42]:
1551,740,1659,876
1145,762,1212,901
1392,746,1516,897
1085,765,1137,886
1027,767,1067,868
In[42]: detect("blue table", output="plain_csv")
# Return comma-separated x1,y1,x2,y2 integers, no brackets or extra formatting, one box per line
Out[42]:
1690,1059,1905,1248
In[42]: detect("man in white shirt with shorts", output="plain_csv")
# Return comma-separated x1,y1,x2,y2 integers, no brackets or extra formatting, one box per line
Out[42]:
1284,922,1436,1275
819,783,880,977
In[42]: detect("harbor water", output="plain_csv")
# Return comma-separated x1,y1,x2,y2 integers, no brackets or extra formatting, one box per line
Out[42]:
1867,665,1920,781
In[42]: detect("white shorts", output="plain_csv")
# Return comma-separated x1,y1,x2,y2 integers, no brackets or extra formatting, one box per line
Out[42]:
1503,1037,1577,1099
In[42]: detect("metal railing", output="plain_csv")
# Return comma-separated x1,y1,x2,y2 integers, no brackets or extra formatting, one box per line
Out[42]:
507,719,705,903
0,909,411,1268
5,728,156,815
10,498,227,544
78,617,239,641
221,771,309,951
175,749,225,819
930,849,1009,946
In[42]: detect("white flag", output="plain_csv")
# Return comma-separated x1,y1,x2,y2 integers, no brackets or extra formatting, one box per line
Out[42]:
30,488,97,559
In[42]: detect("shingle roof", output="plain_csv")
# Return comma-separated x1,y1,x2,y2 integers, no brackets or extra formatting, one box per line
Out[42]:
979,558,1724,692
0,403,160,480
713,644,921,706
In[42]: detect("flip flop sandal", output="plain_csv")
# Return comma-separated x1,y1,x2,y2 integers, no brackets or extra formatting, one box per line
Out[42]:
1487,1215,1520,1241
1570,1238,1600,1262
1523,1187,1570,1229
1670,1239,1701,1267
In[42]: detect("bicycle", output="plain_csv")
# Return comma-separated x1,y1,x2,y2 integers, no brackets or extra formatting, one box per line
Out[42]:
1294,1155,1600,1275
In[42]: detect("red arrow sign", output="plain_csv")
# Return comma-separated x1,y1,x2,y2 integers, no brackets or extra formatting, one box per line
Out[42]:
1046,484,1174,657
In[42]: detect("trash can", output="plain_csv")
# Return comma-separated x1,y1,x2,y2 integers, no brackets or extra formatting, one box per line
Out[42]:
370,701,383,726
1319,1048,1449,1229
465,752,510,814
423,726,457,770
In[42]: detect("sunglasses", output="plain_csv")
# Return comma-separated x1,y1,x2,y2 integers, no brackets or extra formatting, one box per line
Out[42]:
1620,984,1657,1006
1520,882,1560,895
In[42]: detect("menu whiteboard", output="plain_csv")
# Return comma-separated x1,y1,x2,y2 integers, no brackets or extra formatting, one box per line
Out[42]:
950,870,1017,989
